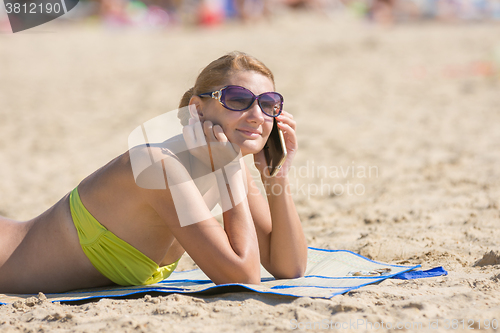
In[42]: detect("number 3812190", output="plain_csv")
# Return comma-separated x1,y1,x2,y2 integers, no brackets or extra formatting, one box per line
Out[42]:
5,2,62,14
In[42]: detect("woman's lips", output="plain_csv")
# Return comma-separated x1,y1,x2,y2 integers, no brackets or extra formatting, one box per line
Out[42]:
237,128,261,138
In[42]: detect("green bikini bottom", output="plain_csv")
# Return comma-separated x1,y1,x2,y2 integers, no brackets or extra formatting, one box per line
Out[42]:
69,187,179,286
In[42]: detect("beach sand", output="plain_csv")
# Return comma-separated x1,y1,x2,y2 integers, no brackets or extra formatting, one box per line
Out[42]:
1,12,500,332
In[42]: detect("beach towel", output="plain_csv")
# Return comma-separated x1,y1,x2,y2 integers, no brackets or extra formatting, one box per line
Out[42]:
0,247,446,304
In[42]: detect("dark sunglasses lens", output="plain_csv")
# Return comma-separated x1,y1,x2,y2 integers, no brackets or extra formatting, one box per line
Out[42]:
224,87,254,110
259,93,282,116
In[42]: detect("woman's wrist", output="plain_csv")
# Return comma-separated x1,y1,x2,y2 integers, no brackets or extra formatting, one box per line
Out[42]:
261,174,290,198
215,158,247,208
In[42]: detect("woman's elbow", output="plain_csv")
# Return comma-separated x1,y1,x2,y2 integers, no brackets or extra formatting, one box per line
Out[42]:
212,259,261,285
273,261,307,280
214,269,261,285
277,268,305,280
237,273,261,285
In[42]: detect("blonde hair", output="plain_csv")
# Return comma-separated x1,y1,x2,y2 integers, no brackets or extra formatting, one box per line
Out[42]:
178,51,275,126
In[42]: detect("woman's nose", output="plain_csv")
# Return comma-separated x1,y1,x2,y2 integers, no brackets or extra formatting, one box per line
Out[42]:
246,100,265,123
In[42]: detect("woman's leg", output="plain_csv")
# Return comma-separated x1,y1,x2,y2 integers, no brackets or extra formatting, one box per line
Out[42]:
0,195,112,293
0,215,32,270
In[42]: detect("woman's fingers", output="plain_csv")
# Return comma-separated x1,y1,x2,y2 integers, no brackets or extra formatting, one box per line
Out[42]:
203,121,217,142
276,113,298,152
213,125,228,142
203,121,229,143
185,119,228,149
277,111,296,131
277,122,296,143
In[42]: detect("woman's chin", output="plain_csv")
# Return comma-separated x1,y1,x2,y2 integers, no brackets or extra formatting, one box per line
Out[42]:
240,141,265,156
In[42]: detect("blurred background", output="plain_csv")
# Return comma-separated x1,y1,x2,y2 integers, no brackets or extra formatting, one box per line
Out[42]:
1,0,500,30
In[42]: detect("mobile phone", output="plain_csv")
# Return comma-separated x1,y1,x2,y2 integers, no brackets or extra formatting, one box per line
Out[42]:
263,118,287,177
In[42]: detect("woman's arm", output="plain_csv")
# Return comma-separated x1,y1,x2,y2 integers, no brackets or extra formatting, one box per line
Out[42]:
141,151,261,285
249,111,308,279
138,117,261,285
246,166,308,279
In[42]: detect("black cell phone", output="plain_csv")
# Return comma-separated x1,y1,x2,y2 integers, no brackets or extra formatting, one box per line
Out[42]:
263,118,287,177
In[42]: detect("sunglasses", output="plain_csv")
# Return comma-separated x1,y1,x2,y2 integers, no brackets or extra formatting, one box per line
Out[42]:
198,85,284,117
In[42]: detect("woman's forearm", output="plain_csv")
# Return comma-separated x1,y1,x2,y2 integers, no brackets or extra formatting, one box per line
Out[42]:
164,155,260,283
221,167,261,283
263,175,308,278
223,162,260,261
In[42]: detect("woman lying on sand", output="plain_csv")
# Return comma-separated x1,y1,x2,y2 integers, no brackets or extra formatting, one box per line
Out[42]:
0,51,307,294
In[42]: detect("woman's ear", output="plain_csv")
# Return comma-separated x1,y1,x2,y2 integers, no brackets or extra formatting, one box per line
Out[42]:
188,96,204,120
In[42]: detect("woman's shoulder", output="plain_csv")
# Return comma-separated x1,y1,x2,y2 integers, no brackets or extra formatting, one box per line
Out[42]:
127,134,192,190
128,133,179,157
128,134,186,158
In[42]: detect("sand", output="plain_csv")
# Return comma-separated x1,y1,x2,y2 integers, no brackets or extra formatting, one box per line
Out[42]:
1,11,500,332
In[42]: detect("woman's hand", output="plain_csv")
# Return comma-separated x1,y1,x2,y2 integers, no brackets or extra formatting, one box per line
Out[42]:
254,111,297,179
183,117,240,171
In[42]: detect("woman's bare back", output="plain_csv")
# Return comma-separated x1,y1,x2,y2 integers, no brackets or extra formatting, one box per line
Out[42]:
0,150,184,294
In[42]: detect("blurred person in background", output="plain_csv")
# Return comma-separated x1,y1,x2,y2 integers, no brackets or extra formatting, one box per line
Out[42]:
370,0,396,24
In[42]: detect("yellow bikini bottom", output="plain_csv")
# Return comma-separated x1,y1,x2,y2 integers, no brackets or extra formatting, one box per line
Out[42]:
69,187,179,286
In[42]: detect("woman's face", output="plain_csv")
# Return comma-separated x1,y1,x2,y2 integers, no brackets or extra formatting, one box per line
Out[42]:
196,71,275,156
